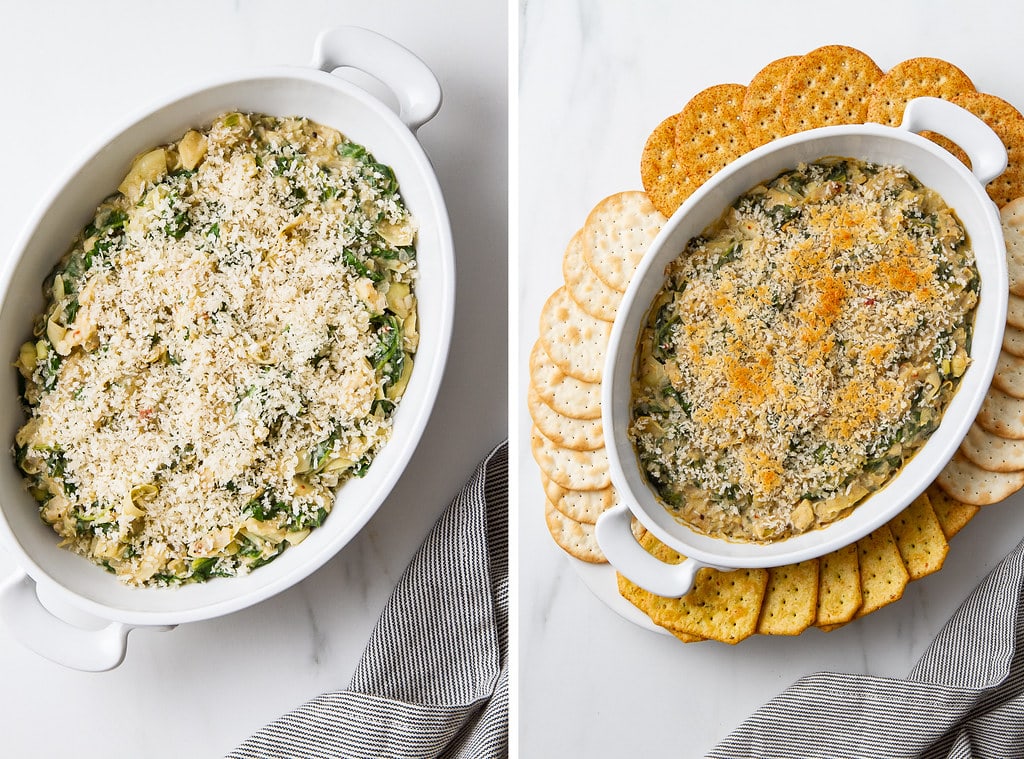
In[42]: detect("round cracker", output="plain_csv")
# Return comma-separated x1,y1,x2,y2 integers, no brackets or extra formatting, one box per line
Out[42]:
935,450,1024,506
541,473,617,524
581,191,666,293
1000,197,1024,297
742,55,801,149
780,45,883,134
1004,323,1024,358
538,287,611,384
976,384,1024,439
544,499,606,563
960,422,1024,473
864,56,975,166
530,425,610,491
672,83,751,201
527,383,604,451
528,340,602,420
641,111,688,218
953,92,1024,207
992,349,1024,399
562,229,623,322
1007,293,1024,330
866,57,975,125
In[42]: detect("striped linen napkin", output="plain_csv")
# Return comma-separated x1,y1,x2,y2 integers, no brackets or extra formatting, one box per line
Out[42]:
709,535,1024,759
229,441,508,759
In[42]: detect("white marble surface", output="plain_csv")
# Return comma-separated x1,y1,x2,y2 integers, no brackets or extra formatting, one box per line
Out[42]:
0,2,506,757
517,2,1024,757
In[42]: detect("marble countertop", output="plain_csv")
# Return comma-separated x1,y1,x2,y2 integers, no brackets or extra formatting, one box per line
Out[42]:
517,2,1024,757
0,2,506,756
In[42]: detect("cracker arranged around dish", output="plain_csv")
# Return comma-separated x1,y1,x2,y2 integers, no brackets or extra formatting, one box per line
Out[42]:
530,45,1024,643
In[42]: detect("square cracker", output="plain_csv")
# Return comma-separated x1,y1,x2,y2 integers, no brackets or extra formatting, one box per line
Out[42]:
646,566,768,645
756,559,819,636
816,543,862,629
855,525,910,617
888,492,949,581
926,482,979,538
617,531,704,642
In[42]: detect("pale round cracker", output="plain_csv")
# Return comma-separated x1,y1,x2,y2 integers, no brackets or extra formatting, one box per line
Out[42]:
866,57,975,125
541,473,617,524
960,422,1024,473
742,55,800,149
1007,293,1024,330
672,83,751,201
530,425,610,491
538,286,611,384
641,111,688,218
936,450,1024,506
953,92,1024,207
1004,323,1024,358
977,385,1024,439
562,229,622,322
528,340,602,420
544,499,606,563
780,45,883,134
581,191,666,293
1000,197,1024,297
992,349,1024,399
527,383,604,451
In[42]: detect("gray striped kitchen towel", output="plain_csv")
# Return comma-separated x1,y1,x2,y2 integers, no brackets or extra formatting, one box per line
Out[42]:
229,441,508,759
709,534,1024,759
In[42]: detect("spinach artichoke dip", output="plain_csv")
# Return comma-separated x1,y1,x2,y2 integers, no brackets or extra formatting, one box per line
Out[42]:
14,113,418,585
630,157,978,543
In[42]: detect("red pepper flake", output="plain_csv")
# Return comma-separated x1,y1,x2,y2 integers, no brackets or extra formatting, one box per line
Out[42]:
865,297,876,306
139,408,153,420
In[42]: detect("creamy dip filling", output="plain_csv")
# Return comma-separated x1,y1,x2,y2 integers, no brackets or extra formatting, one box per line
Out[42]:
14,113,418,585
630,157,978,542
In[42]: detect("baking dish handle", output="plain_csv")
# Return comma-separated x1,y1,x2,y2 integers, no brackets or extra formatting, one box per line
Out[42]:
900,97,1008,187
312,26,442,133
0,571,169,672
595,503,710,598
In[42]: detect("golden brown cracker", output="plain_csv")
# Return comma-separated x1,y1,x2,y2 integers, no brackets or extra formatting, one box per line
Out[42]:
647,566,769,645
1001,198,1024,296
756,559,819,636
528,340,602,421
527,384,604,451
672,83,751,202
935,450,1024,506
581,191,666,293
742,55,801,149
562,230,623,322
855,525,910,617
816,543,862,628
541,474,616,525
976,385,1024,439
953,92,1024,206
992,349,1024,399
866,57,975,125
530,425,610,491
641,111,688,218
781,45,883,134
865,56,975,164
544,499,606,563
960,422,1024,472
926,482,979,538
888,493,949,581
538,287,611,384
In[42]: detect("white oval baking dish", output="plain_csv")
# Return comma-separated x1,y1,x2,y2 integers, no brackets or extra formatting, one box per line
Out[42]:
0,27,454,671
597,98,1008,598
